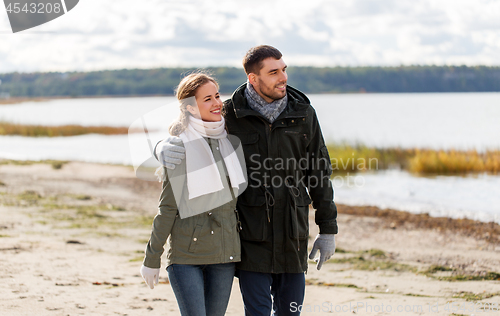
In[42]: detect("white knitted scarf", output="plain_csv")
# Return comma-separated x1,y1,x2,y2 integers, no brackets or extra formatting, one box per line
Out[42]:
179,116,246,200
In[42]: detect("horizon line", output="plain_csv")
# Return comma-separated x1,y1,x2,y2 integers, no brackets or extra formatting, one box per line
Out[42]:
3,64,500,75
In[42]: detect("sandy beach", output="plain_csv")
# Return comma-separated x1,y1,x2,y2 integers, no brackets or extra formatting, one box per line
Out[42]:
1,161,499,315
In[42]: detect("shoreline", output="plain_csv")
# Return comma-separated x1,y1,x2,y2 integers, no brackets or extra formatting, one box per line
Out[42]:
1,159,499,227
0,95,177,105
338,203,500,244
1,161,499,245
1,161,499,315
4,90,500,105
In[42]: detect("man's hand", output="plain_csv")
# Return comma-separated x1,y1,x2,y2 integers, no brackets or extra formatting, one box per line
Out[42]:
140,265,160,289
308,234,336,270
155,136,185,169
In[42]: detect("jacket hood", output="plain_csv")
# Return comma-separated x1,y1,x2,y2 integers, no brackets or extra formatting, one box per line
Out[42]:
286,85,310,105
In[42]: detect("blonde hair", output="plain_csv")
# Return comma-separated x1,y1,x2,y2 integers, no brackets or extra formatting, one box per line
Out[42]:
168,72,219,136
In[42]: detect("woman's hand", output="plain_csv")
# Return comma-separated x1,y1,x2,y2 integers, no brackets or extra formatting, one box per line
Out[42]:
155,136,185,169
140,265,160,289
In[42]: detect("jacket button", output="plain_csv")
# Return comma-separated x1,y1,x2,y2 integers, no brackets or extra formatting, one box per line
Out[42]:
229,256,233,260
216,147,219,150
193,238,197,241
208,212,212,216
291,120,295,123
211,231,214,234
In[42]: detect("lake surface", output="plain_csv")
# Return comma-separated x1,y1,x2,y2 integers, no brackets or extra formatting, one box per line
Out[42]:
1,92,500,150
1,93,500,223
334,170,500,224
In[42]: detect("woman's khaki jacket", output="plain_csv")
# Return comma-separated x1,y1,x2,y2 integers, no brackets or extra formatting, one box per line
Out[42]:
143,137,241,268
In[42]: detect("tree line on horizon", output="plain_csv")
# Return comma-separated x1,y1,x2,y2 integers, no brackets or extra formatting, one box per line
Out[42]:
1,65,500,97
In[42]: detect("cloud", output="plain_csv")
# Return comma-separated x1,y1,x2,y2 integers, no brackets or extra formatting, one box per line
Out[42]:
1,0,500,72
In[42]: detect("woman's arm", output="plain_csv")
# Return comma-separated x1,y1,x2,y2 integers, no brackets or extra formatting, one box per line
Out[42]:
143,169,180,268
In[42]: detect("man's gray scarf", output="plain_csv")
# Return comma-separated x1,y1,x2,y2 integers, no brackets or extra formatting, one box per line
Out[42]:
244,82,288,123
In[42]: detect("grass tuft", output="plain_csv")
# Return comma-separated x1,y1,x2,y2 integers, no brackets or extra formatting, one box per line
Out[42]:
327,143,412,173
52,161,64,169
438,272,500,282
306,279,359,288
422,264,500,282
423,264,454,275
0,121,133,137
129,256,144,262
409,149,500,174
326,143,500,175
334,247,349,253
0,159,69,169
362,249,386,259
452,291,500,301
404,293,432,297
73,195,92,201
330,249,416,272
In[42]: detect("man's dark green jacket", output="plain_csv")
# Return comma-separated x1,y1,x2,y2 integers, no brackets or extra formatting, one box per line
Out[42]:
224,83,338,274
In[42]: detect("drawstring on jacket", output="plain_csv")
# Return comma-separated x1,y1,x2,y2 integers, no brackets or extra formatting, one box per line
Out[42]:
264,186,275,223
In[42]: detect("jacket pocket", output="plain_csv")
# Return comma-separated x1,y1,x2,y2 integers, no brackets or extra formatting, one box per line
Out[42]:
279,129,308,161
289,191,312,240
188,224,203,253
235,132,260,170
185,220,217,255
236,194,268,242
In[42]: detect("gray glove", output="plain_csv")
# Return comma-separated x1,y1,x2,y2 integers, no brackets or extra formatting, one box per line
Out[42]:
308,234,336,270
155,136,185,169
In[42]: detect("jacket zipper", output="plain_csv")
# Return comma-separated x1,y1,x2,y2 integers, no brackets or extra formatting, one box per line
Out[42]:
259,117,273,190
259,116,274,273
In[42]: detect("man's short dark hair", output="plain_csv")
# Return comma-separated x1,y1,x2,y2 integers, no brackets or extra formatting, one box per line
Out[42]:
243,45,282,75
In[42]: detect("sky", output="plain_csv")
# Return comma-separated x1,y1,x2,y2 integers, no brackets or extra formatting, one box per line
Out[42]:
1,0,500,73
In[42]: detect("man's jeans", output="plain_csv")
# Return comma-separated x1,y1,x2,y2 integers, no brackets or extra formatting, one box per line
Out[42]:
167,263,236,316
238,270,305,316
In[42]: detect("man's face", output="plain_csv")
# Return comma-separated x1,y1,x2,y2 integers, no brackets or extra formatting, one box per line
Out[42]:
251,57,288,103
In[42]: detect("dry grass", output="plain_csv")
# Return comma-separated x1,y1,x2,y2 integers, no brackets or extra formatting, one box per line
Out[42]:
409,149,500,174
0,97,50,105
327,143,414,173
327,143,500,175
0,121,131,137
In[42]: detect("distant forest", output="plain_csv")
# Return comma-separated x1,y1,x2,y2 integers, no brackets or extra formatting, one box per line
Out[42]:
1,65,500,97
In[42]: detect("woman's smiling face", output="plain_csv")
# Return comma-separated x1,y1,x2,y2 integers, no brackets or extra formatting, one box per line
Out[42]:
188,81,223,122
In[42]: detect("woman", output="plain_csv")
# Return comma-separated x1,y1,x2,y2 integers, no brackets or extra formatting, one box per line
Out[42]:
140,73,246,316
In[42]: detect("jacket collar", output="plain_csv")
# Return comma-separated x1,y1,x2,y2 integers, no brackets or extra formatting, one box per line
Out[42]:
230,83,309,120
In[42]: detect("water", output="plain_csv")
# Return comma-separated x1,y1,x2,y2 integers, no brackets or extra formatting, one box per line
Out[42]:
1,93,500,223
2,93,500,150
334,170,500,223
0,96,179,127
309,93,500,151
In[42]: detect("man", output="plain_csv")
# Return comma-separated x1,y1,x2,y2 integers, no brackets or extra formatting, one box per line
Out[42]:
157,45,337,316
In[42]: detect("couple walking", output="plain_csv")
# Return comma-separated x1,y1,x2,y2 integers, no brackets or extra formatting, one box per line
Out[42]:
140,45,338,316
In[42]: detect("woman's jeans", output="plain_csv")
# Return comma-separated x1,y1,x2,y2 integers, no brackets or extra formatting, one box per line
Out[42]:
167,263,236,316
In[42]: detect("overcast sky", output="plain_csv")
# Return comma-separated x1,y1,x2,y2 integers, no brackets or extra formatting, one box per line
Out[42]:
1,0,500,73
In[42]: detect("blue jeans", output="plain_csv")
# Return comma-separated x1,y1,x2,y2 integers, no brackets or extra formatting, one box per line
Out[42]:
167,263,236,316
238,270,305,316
